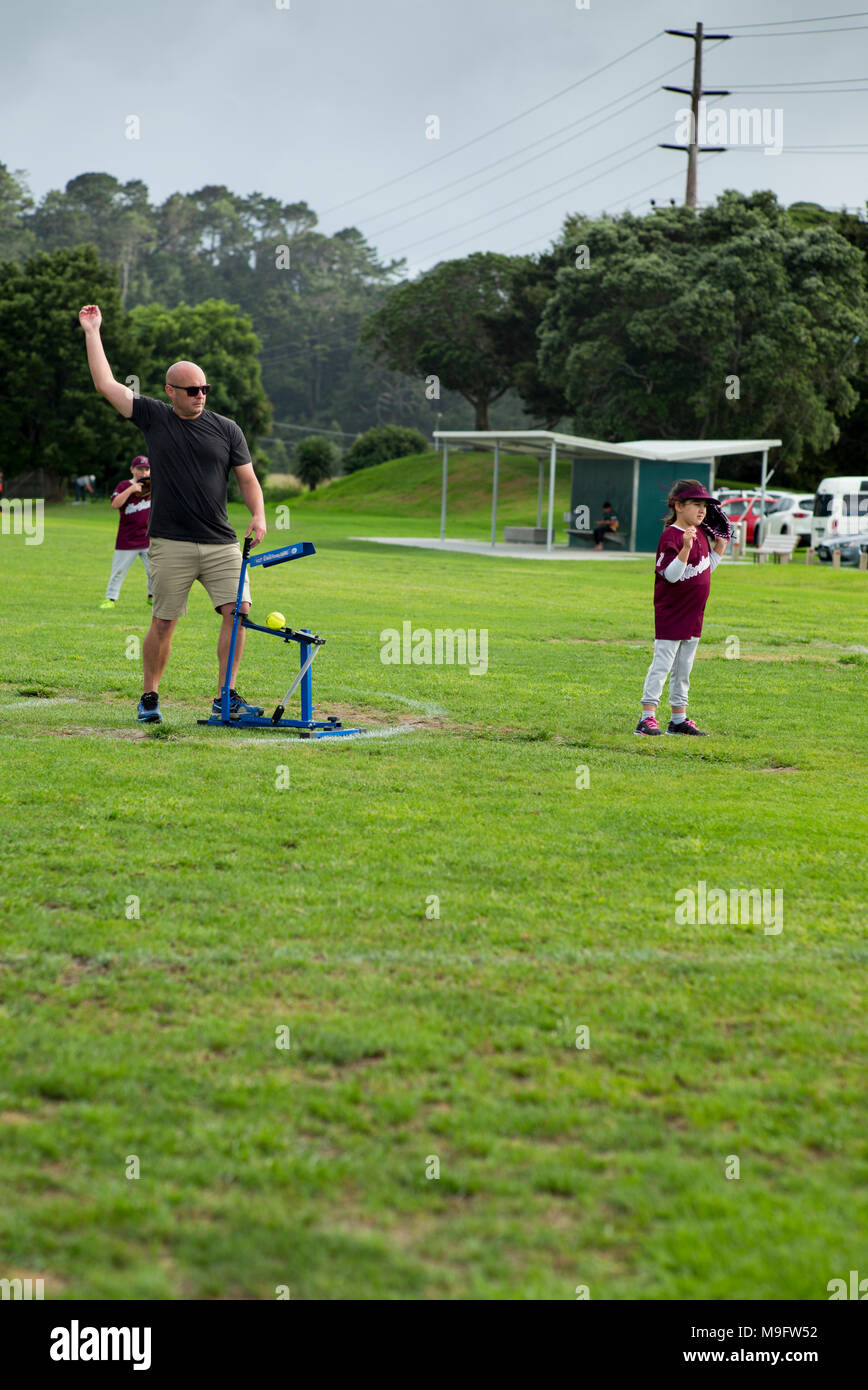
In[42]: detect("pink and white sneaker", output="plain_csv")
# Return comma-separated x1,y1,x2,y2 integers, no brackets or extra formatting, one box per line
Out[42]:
635,715,662,736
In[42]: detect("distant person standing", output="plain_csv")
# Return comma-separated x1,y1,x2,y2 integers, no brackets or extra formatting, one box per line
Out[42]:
100,456,153,610
74,474,95,504
79,302,267,725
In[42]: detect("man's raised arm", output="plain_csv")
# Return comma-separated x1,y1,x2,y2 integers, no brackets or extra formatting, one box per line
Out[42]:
78,305,134,419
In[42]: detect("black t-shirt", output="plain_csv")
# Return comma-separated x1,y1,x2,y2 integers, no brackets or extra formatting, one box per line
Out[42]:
130,395,251,544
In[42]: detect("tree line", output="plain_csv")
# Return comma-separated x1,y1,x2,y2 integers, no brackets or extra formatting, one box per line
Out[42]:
0,163,866,489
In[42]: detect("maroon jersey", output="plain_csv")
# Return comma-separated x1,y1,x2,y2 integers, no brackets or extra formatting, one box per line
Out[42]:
653,524,712,639
111,478,151,550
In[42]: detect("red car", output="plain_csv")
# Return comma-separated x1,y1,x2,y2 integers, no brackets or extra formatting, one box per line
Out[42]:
718,494,782,545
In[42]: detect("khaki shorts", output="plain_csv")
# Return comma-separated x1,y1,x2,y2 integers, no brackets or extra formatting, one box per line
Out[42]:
148,538,252,620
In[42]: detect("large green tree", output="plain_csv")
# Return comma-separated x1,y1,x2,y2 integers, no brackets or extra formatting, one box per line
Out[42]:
5,170,475,437
0,163,37,264
128,298,272,453
483,249,567,429
533,191,867,483
32,173,156,307
786,201,868,477
361,252,526,430
0,244,139,481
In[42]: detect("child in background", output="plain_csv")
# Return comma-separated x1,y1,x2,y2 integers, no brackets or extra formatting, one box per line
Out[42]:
635,480,728,737
99,456,152,609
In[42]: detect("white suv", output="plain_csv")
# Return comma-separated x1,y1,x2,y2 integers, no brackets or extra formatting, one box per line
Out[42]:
754,494,814,548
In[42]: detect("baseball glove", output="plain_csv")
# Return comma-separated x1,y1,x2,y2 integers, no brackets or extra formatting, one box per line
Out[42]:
700,497,733,542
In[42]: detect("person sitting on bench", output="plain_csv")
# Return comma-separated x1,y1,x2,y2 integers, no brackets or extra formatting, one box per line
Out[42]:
593,502,619,549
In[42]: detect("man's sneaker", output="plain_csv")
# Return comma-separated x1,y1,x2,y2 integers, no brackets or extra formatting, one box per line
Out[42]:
635,714,662,735
137,692,162,723
211,689,265,719
99,598,116,609
667,718,708,736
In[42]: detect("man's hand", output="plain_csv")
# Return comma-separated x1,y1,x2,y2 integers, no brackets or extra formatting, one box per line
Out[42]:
245,514,267,544
79,305,102,333
128,481,143,495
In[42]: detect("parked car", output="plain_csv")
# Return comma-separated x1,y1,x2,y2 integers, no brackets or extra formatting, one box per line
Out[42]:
815,532,868,566
754,494,815,548
718,494,782,545
811,475,868,548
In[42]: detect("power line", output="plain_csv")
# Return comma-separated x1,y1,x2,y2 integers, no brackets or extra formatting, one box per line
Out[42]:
407,77,868,266
320,32,664,216
371,39,731,259
374,98,672,243
270,421,358,439
361,46,726,234
501,154,721,258
728,86,868,93
396,126,672,258
736,24,868,36
728,76,868,85
411,143,663,269
737,146,868,153
710,11,868,26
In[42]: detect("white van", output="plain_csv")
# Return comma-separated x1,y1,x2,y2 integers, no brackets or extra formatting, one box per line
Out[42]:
811,476,868,546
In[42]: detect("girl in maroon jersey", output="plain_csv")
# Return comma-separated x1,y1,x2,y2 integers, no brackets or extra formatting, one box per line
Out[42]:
635,480,728,736
99,456,152,609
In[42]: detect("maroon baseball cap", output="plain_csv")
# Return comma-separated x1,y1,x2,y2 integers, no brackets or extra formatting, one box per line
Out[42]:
131,455,150,468
672,482,712,502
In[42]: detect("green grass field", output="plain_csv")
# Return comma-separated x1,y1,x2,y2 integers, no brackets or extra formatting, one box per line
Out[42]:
1,474,866,1300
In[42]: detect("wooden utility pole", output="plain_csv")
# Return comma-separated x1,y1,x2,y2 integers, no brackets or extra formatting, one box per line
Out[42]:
659,22,731,208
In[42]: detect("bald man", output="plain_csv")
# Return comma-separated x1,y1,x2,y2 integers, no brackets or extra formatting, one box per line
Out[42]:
80,304,267,724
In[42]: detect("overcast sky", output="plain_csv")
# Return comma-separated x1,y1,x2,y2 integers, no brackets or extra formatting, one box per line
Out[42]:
3,0,866,274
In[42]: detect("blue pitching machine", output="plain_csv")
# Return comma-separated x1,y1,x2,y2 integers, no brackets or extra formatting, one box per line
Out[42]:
197,536,361,738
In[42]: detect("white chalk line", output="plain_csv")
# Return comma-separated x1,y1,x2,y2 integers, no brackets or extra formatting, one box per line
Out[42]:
370,690,450,718
1,697,80,710
225,724,416,746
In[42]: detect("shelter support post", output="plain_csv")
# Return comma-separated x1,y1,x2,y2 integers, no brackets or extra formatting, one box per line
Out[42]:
491,442,499,547
546,439,557,552
440,443,448,542
759,449,768,528
629,459,639,551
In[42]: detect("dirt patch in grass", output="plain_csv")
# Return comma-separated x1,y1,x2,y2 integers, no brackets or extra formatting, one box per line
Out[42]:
552,637,646,647
701,651,835,664
54,955,118,986
42,726,149,741
320,701,455,733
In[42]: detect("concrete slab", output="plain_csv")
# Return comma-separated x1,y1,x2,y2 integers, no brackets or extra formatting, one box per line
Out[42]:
350,536,647,560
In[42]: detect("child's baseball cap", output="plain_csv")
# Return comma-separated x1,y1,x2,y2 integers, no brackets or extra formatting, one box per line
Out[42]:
131,456,150,468
672,482,712,502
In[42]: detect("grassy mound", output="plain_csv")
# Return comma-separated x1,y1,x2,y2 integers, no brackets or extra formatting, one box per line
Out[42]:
294,450,572,528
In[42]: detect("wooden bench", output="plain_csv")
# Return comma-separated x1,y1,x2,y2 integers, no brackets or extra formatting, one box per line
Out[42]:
563,511,627,547
753,534,798,563
566,528,627,547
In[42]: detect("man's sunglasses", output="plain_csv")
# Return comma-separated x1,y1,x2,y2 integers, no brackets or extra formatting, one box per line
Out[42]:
168,383,210,397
